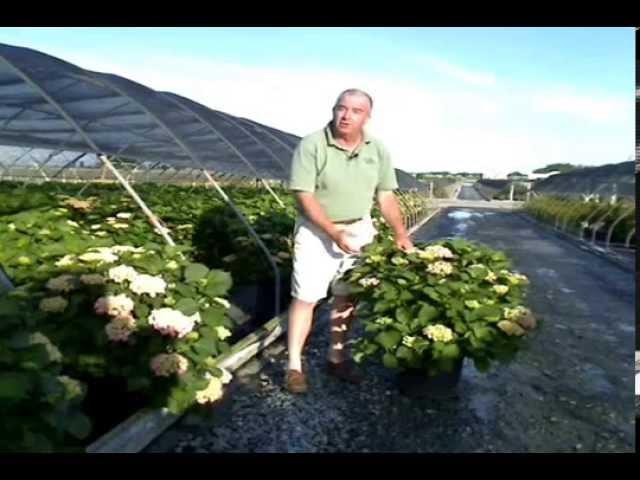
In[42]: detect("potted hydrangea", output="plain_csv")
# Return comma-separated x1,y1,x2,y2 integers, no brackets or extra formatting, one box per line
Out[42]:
343,236,538,397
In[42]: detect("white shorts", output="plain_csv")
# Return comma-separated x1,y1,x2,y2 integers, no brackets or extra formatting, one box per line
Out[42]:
290,216,377,304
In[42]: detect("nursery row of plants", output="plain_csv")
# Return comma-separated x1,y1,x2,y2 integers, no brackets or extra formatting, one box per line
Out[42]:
524,195,635,246
0,179,433,452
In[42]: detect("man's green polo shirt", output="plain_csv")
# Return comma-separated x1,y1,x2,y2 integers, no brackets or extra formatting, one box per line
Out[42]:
288,123,399,222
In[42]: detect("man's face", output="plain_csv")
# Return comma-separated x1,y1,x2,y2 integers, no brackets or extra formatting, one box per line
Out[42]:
332,94,371,138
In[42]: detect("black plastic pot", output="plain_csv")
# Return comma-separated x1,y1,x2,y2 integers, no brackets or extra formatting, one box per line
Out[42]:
229,274,291,330
396,359,464,399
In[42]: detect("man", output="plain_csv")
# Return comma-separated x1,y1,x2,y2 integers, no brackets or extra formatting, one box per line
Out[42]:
285,88,414,394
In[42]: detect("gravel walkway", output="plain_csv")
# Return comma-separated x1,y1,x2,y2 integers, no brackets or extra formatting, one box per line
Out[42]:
146,203,635,453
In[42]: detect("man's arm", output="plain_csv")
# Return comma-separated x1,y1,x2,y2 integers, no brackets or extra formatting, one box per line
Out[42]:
377,190,414,252
295,192,359,254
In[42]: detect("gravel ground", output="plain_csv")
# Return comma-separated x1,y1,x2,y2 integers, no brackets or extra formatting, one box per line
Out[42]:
146,194,635,453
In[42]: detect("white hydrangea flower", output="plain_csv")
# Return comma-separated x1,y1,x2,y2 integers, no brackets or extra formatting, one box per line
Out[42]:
427,261,454,277
150,353,189,377
493,285,509,296
129,274,167,298
112,223,129,230
79,251,119,264
148,308,196,338
94,294,135,317
166,260,179,270
116,212,132,219
506,273,529,285
94,231,108,237
375,316,394,326
195,376,224,404
46,274,77,293
402,336,417,348
55,255,76,268
219,368,233,385
418,245,454,260
105,315,137,342
464,300,481,309
422,324,455,343
110,245,145,254
39,296,69,313
66,220,80,228
90,224,102,230
358,277,381,287
484,270,497,283
215,326,232,341
108,265,139,284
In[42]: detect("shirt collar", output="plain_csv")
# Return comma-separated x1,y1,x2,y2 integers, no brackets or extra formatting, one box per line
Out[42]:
325,122,371,150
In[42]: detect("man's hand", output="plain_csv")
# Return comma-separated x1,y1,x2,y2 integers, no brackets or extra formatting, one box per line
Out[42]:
394,232,414,252
377,191,414,252
331,229,360,255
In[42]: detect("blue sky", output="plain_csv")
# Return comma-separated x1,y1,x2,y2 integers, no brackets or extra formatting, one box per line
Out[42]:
0,27,634,176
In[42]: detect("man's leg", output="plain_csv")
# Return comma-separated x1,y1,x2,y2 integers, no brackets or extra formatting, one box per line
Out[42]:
328,294,356,364
287,298,317,372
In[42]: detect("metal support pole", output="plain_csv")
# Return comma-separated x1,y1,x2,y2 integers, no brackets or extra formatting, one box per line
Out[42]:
578,202,611,240
100,155,175,246
590,205,618,245
605,208,634,250
202,170,280,319
625,228,635,248
260,179,286,208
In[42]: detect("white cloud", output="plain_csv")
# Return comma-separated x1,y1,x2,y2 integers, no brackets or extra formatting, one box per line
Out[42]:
530,90,630,123
7,45,634,178
414,55,498,87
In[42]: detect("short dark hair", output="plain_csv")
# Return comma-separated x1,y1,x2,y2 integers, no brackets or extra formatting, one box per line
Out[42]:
334,89,373,110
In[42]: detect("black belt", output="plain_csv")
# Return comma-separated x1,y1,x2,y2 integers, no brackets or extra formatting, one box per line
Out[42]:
333,217,362,225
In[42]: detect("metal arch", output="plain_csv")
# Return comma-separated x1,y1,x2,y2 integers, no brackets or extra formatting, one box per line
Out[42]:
0,147,34,180
605,207,634,250
0,56,103,155
236,117,296,153
206,110,288,175
560,201,588,233
84,73,282,319
625,228,635,248
553,198,573,229
578,201,611,240
590,204,619,245
0,56,181,246
160,93,286,208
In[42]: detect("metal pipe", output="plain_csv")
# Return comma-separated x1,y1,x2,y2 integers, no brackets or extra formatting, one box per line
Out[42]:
160,93,287,208
100,155,175,246
605,208,634,250
578,202,611,240
202,170,281,319
82,73,282,317
625,228,635,249
590,205,618,245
